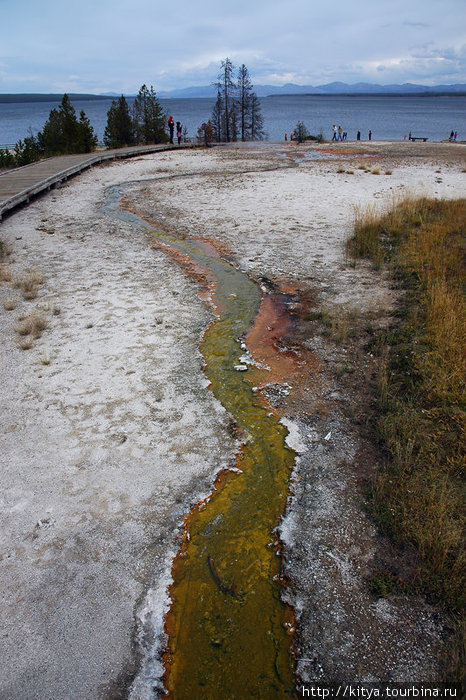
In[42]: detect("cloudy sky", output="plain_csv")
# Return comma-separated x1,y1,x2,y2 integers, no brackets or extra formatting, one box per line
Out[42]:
1,0,465,93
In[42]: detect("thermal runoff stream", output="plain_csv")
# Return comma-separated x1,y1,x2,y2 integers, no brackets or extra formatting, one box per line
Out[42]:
103,180,296,698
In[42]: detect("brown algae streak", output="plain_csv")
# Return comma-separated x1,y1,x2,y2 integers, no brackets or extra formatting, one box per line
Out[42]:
103,183,296,698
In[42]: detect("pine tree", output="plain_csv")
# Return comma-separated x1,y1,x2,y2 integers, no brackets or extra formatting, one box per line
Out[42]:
214,58,236,142
294,121,310,143
211,60,265,142
237,64,253,142
250,93,266,141
77,110,98,152
37,94,97,155
38,106,66,155
132,84,167,145
104,96,134,148
229,100,239,142
13,134,42,166
211,91,224,142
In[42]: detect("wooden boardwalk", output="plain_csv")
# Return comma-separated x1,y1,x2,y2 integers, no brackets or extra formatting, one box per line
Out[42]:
0,144,185,220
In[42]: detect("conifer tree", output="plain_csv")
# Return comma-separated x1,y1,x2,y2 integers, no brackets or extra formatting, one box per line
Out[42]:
249,93,266,141
294,121,310,143
77,110,98,152
211,60,265,142
132,84,167,145
237,64,253,142
214,58,236,142
104,95,134,148
211,91,224,142
37,94,97,155
237,65,265,141
13,134,42,166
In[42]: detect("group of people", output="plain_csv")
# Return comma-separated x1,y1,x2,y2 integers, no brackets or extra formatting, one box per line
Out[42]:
448,130,458,141
330,126,371,141
332,125,371,141
167,116,183,144
331,125,348,140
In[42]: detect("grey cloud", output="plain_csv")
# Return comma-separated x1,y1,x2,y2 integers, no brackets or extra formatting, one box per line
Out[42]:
1,0,465,92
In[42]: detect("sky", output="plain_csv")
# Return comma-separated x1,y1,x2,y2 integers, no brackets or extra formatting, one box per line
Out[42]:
1,0,465,93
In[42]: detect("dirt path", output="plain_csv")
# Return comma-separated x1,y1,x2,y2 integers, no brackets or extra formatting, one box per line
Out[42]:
0,143,464,697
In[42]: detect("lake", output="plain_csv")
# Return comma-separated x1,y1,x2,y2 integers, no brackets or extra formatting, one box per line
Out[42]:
1,94,465,147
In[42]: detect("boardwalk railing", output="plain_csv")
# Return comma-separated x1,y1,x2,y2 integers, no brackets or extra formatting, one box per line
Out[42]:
0,144,192,220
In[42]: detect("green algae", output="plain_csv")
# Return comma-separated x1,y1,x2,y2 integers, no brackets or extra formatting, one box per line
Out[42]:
103,183,296,698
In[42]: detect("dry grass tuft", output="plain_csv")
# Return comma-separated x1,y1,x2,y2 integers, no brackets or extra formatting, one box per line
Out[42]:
18,337,34,350
13,270,44,300
2,295,17,311
14,312,49,339
0,264,12,283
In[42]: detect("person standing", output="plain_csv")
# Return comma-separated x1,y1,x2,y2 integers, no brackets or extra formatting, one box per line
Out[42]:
357,130,361,141
338,125,343,140
332,125,337,141
168,115,175,144
176,121,182,145
368,130,372,141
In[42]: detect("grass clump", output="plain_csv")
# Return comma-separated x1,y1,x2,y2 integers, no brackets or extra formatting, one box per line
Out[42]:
2,296,17,310
13,270,44,300
14,312,48,339
308,305,358,344
347,203,386,268
349,196,465,672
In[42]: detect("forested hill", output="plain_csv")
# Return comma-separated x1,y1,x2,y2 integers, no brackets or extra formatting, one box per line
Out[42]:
0,94,117,103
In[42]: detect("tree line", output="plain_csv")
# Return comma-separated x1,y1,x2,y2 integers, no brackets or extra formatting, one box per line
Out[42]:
0,94,97,167
0,84,168,168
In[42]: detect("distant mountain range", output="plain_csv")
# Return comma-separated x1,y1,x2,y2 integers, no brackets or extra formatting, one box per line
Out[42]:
156,82,466,98
1,83,465,103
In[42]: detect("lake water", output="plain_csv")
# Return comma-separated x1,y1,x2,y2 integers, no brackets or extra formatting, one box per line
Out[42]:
1,94,465,147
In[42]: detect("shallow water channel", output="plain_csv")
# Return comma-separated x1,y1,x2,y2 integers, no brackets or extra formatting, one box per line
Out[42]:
103,181,296,698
